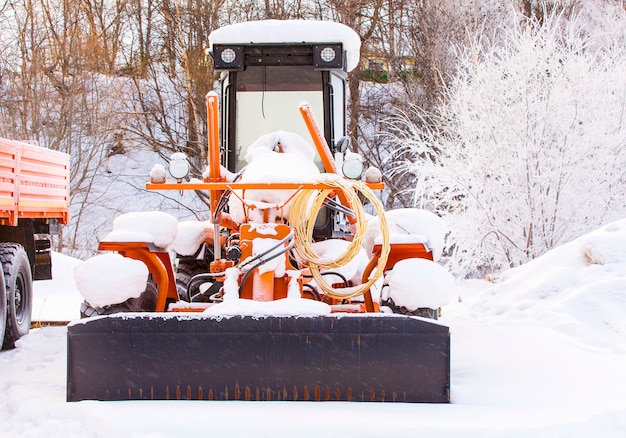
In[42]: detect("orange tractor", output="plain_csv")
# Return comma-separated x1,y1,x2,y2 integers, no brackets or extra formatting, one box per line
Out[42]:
67,20,451,403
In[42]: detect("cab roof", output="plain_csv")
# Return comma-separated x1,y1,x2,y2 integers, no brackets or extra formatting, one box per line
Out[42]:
209,20,361,72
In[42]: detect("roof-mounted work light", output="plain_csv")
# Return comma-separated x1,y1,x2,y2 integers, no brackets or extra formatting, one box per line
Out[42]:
313,44,343,69
212,45,244,70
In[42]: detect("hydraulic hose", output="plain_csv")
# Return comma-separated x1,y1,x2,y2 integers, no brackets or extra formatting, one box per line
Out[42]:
238,230,296,295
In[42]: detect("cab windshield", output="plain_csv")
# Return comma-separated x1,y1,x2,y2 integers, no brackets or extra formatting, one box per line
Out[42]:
232,65,325,172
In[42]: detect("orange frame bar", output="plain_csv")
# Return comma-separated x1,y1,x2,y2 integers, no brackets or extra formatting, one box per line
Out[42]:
298,102,356,224
206,91,224,224
147,181,384,192
298,102,338,174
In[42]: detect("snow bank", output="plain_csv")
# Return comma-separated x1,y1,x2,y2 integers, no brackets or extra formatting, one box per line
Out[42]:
209,20,361,72
73,253,149,308
458,218,626,351
580,220,626,265
385,258,456,309
102,211,178,248
364,208,447,261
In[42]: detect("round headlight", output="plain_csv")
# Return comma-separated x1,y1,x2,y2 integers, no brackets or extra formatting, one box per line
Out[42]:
320,47,336,63
169,152,190,180
221,48,237,64
342,152,363,180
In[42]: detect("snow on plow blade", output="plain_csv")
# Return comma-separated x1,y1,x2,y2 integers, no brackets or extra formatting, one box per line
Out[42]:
67,314,450,403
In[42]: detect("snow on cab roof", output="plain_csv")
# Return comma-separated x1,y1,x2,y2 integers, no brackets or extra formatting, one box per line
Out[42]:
209,20,361,72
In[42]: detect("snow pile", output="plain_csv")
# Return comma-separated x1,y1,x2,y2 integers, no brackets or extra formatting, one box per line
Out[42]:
73,253,149,308
208,20,362,72
457,218,626,350
31,252,83,321
384,258,456,310
101,214,218,259
244,130,317,162
169,220,216,256
364,208,447,261
102,211,178,248
581,221,626,265
228,131,320,223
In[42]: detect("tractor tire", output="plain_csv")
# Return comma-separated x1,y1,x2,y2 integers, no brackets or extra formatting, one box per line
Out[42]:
80,277,158,318
1,243,33,349
0,265,6,349
176,258,211,302
382,297,439,320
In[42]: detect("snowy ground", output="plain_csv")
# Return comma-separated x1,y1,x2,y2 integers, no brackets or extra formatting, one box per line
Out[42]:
2,221,626,437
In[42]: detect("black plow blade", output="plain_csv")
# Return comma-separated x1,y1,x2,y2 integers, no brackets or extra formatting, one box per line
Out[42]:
67,314,450,402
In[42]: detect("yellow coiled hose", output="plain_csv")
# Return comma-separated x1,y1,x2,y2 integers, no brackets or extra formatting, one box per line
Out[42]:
288,175,390,299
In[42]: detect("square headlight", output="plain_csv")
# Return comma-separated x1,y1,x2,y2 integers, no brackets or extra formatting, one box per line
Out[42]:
212,45,244,70
313,44,343,69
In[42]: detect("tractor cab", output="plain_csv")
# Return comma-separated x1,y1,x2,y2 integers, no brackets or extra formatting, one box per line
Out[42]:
208,20,361,174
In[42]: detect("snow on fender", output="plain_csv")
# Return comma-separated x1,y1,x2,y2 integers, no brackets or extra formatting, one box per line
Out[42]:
364,208,447,261
384,258,455,310
170,220,214,256
74,253,149,308
102,211,178,248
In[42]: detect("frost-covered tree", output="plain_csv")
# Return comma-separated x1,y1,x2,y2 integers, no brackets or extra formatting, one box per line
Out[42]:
394,6,626,277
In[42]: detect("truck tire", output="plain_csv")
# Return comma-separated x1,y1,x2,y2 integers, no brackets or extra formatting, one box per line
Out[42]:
1,243,33,349
0,267,6,348
80,277,158,318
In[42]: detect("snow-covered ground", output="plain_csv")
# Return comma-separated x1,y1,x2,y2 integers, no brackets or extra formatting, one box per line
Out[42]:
1,220,626,437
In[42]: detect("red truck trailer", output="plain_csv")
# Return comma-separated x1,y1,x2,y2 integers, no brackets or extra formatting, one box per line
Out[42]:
0,137,70,349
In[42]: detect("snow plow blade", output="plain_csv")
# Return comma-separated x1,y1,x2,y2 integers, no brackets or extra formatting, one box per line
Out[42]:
67,314,450,403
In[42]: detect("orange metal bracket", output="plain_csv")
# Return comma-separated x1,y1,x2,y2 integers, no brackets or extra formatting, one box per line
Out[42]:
98,241,178,312
147,181,384,191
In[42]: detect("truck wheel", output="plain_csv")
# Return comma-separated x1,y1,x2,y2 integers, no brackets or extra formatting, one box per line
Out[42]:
1,244,33,349
80,277,158,318
0,266,6,349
